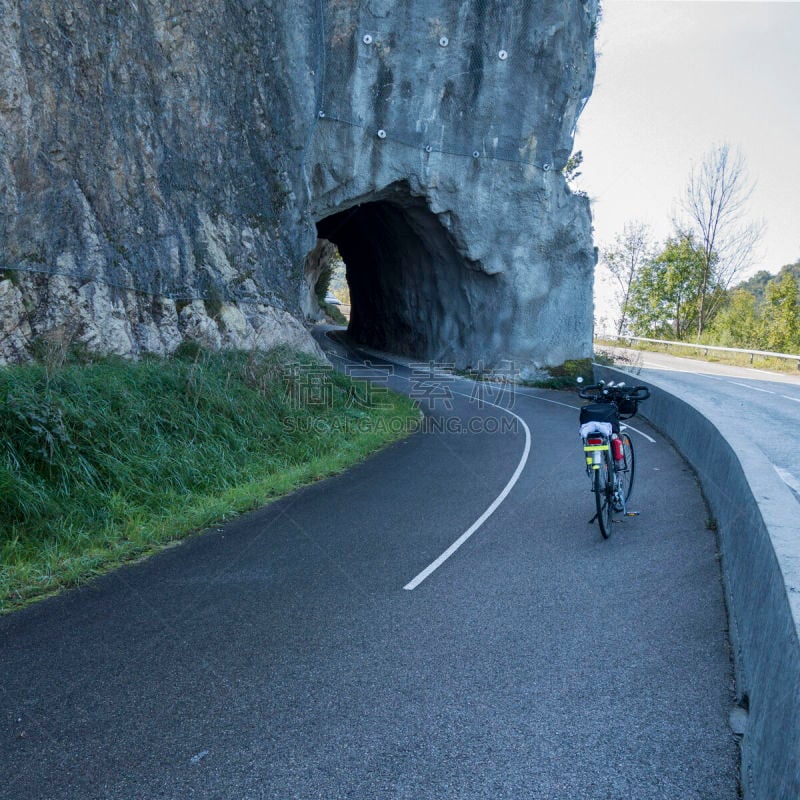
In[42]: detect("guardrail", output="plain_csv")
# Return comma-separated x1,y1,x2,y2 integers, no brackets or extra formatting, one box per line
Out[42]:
597,335,800,369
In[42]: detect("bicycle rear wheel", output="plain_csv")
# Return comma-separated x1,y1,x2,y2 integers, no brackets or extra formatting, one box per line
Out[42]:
616,432,636,502
593,450,614,539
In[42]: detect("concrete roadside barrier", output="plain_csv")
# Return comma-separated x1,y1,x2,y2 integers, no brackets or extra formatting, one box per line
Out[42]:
594,365,800,800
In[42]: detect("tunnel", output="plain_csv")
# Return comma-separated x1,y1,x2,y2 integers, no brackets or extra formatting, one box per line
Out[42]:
314,182,501,367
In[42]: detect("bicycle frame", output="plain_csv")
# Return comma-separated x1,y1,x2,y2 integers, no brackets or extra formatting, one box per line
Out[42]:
583,430,629,535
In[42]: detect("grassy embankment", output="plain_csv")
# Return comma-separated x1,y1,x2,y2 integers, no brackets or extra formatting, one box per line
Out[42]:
594,337,800,375
0,346,418,613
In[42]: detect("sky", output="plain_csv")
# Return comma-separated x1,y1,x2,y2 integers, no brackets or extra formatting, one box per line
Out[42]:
573,0,800,294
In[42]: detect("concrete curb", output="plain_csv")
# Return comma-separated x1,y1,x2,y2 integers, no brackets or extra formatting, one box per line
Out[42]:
594,364,800,800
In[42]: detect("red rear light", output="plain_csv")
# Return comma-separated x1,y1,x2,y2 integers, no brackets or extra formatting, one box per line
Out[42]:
587,437,603,445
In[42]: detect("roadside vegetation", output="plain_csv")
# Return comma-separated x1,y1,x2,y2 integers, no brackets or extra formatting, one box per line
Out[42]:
597,143,799,361
314,248,349,326
594,335,800,375
524,358,594,389
0,346,418,612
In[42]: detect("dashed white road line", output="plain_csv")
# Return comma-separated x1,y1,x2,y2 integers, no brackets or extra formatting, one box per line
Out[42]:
781,394,800,404
729,381,775,395
403,391,531,591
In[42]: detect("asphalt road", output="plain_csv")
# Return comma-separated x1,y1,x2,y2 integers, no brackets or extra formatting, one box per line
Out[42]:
603,346,800,499
0,337,740,799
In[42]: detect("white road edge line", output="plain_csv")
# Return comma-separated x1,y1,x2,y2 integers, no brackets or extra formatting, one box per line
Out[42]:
403,392,531,591
781,395,800,404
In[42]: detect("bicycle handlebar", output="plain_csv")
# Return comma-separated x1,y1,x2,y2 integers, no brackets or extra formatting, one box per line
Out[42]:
577,382,651,402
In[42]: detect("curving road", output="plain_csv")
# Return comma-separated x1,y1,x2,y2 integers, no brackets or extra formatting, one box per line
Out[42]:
603,346,800,500
0,336,740,799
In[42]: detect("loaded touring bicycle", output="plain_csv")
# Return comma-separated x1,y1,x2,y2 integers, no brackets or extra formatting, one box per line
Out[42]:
577,379,650,539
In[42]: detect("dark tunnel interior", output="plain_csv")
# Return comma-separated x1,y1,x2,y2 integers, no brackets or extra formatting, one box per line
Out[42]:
315,183,493,363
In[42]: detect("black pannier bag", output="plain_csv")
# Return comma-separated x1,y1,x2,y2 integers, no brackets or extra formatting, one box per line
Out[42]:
579,402,620,432
616,396,638,418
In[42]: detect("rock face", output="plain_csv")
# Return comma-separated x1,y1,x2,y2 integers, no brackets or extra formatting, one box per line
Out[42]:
0,0,598,373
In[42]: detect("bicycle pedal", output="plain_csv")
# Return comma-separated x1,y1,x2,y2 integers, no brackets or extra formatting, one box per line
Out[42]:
624,511,640,517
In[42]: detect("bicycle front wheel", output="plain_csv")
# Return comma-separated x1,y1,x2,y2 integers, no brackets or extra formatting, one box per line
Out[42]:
616,432,636,502
593,450,614,539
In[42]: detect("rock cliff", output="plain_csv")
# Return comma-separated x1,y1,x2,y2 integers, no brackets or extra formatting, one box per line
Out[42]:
0,0,598,374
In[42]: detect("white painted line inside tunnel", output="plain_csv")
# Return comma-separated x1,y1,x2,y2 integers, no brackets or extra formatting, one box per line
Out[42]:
403,393,531,591
729,381,775,395
775,466,800,496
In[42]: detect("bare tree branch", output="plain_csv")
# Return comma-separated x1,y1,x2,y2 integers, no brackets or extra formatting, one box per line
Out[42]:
600,220,653,336
675,143,765,337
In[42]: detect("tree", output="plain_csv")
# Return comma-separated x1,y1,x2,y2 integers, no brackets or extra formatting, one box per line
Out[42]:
628,236,707,339
733,261,800,305
600,221,653,336
762,271,800,353
732,269,774,306
707,289,764,349
677,144,764,338
708,264,800,352
562,150,583,185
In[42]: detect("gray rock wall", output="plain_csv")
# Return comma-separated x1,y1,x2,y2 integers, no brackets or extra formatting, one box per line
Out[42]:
0,0,598,371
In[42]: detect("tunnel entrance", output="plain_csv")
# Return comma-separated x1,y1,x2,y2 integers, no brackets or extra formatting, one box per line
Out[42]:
314,182,497,366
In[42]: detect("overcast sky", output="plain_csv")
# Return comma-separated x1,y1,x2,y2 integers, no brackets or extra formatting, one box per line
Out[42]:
573,0,800,283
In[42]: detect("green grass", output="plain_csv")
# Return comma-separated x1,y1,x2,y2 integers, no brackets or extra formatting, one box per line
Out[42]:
522,358,595,389
0,347,419,612
321,301,347,326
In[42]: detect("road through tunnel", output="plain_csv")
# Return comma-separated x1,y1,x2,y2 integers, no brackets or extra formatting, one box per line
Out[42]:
314,183,502,367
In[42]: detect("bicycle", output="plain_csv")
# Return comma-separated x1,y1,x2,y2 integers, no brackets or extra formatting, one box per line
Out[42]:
577,379,650,539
